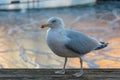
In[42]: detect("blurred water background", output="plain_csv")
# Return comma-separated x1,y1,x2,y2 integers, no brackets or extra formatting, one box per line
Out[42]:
0,2,120,68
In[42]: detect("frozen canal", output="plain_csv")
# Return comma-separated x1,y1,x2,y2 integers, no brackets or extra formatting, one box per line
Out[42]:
0,2,120,68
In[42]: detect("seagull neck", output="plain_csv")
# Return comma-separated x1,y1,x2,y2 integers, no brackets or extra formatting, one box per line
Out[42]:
50,26,64,31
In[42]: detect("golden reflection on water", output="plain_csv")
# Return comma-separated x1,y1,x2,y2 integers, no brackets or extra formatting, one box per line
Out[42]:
0,6,120,68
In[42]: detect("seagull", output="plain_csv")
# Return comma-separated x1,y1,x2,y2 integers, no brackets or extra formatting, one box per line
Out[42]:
40,17,108,77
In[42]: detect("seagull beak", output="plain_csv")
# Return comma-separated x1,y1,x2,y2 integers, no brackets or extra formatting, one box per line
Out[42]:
40,24,51,28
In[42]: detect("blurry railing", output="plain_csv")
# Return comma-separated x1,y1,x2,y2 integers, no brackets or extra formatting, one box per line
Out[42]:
0,0,55,11
0,0,44,10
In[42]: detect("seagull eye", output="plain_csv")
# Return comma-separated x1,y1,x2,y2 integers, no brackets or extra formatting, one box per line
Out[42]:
52,20,56,23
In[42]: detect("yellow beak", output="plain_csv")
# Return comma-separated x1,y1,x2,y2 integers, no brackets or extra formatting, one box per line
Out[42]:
40,24,51,28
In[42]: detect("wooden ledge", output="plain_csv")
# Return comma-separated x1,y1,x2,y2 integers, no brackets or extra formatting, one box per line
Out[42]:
0,69,119,80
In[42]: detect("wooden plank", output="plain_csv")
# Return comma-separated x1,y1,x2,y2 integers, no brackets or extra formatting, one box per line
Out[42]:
0,69,119,80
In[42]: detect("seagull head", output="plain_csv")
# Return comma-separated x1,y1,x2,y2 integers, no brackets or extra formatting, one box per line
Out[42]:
41,17,64,29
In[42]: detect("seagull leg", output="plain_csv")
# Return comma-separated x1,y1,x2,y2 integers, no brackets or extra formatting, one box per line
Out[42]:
55,57,67,74
73,57,84,77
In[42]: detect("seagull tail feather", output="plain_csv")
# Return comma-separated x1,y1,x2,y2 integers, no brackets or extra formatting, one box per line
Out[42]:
95,42,109,50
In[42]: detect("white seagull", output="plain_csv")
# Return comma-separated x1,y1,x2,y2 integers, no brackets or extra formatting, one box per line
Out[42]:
41,17,108,77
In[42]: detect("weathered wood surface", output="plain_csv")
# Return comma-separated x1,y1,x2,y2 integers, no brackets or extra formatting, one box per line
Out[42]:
0,69,119,80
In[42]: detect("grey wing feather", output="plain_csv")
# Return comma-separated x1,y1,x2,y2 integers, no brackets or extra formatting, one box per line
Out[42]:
65,30,101,54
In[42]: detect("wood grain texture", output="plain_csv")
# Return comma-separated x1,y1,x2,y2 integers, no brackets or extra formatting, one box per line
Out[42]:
0,69,119,80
